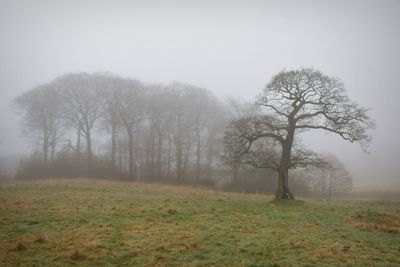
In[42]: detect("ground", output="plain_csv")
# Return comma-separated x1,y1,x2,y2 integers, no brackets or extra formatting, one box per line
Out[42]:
0,179,399,266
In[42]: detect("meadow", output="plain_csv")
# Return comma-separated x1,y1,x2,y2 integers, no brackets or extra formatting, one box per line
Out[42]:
0,179,399,266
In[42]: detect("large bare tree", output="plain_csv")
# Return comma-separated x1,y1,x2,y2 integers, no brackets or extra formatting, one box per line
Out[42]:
225,68,374,200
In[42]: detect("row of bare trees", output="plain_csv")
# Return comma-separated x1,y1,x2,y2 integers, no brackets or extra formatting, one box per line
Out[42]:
13,68,369,199
13,73,227,183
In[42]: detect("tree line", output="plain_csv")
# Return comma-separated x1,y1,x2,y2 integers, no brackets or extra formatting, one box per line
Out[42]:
12,68,374,199
13,73,229,185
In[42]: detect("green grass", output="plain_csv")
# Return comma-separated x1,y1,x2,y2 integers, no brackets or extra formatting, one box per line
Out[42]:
0,179,399,266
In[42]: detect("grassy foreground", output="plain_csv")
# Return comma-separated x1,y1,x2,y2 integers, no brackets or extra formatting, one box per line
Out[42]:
0,179,399,266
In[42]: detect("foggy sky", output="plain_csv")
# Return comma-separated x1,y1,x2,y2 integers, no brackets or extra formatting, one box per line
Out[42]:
1,0,399,190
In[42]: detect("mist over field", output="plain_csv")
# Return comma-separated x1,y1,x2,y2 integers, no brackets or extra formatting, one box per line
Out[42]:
0,0,399,190
0,1,399,266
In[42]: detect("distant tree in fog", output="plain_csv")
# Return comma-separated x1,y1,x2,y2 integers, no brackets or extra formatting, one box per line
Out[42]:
99,74,123,178
13,84,62,174
56,73,105,176
13,73,232,184
185,86,221,181
316,154,353,198
165,83,191,181
224,68,374,200
163,83,227,182
114,79,145,179
224,99,260,186
145,85,173,180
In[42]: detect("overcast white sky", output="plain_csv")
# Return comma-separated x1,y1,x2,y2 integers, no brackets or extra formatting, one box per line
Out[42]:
0,0,399,189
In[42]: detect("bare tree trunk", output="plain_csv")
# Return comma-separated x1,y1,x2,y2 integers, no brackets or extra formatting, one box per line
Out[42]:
157,130,162,179
275,164,294,200
50,129,56,163
43,128,48,176
128,128,134,180
133,134,137,180
232,161,239,188
167,133,171,178
150,123,155,180
196,128,201,181
50,141,56,162
76,125,81,175
117,130,123,177
86,131,92,177
176,141,182,180
176,136,183,181
275,124,295,200
183,141,192,179
176,118,183,181
329,170,333,200
111,124,116,178
146,137,150,180
123,137,128,176
206,136,213,180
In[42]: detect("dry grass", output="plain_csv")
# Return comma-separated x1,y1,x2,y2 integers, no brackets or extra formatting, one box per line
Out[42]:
348,211,400,233
0,178,399,266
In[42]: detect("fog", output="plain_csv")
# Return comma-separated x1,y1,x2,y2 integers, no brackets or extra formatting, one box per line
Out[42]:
0,0,399,190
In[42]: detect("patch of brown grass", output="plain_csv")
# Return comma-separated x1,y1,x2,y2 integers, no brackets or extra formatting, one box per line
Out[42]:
167,208,178,215
8,233,48,252
58,227,111,262
347,211,400,234
291,213,301,219
12,242,27,252
70,250,89,261
352,222,400,233
310,242,351,258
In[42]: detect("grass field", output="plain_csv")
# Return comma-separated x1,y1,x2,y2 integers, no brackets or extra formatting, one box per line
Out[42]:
0,179,399,266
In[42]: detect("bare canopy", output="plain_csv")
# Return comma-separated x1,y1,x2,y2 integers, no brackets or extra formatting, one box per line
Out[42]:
224,68,375,200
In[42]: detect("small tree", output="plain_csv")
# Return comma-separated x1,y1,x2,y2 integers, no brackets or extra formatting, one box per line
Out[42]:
224,68,374,200
318,154,353,198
